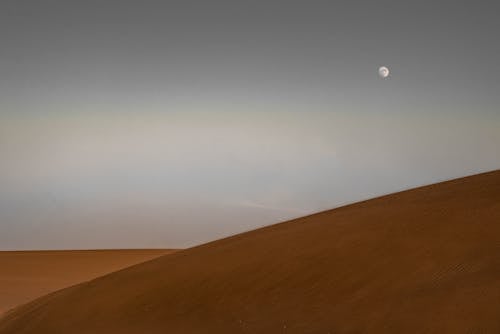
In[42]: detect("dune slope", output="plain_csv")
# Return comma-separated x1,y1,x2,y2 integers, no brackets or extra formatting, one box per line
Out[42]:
1,170,499,333
0,249,176,315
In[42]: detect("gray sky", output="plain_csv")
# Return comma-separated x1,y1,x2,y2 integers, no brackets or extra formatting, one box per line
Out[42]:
1,1,499,249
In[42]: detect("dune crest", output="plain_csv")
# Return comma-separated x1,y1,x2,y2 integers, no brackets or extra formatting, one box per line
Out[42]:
1,170,499,333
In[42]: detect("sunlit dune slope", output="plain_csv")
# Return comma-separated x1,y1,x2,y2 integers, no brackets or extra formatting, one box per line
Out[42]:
0,249,176,314
1,170,499,333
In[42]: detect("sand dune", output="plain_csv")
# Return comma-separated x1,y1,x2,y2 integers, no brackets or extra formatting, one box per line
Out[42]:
1,170,499,333
0,249,175,315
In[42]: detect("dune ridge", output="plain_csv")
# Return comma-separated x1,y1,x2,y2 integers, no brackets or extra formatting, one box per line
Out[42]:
0,170,499,333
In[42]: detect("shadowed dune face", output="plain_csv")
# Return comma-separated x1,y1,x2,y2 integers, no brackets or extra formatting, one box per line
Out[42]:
0,249,176,315
0,171,499,333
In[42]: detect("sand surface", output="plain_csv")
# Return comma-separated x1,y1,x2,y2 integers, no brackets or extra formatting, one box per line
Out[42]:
0,249,175,315
0,170,499,333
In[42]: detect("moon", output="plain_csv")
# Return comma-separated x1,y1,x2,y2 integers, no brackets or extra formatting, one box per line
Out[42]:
378,66,390,78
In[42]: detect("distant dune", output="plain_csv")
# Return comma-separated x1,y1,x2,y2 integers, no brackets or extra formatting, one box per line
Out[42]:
0,249,176,315
0,170,499,333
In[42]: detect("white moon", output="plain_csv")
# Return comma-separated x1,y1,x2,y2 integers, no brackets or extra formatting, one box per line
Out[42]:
378,66,390,78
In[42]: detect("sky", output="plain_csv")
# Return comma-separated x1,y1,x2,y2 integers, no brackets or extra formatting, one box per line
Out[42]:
1,1,499,250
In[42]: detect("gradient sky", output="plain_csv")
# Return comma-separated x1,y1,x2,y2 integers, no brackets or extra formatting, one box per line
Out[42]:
1,1,499,250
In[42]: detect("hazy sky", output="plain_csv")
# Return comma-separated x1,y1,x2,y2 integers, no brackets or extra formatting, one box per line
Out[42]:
1,1,499,249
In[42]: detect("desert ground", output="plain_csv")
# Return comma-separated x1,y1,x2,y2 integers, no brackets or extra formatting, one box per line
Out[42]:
0,249,175,315
0,170,499,333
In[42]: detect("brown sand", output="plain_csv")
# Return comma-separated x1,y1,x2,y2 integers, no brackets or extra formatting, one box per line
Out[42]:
0,249,175,315
0,170,499,333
